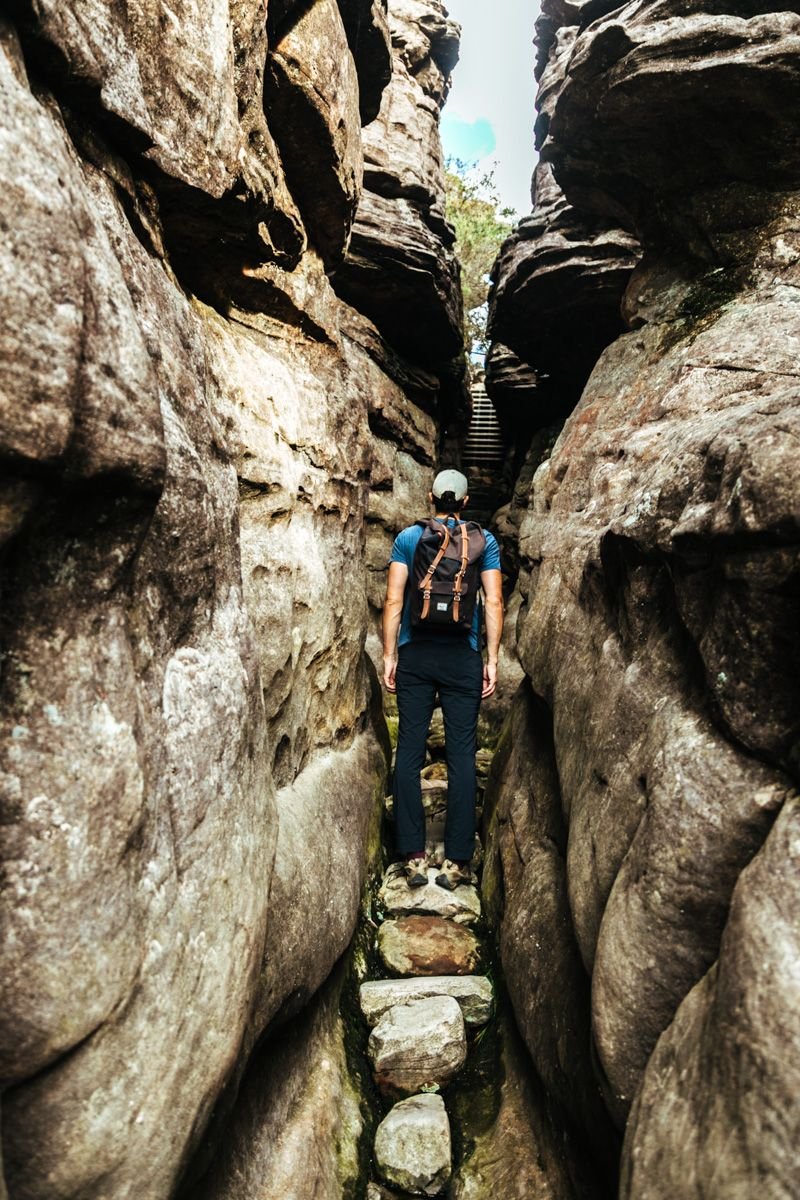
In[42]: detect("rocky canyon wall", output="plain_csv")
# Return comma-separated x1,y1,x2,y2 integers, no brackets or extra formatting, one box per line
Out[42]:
0,2,465,1196
485,1,800,1196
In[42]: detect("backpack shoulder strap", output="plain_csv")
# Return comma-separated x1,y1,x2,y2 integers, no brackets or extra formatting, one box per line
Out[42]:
452,521,470,623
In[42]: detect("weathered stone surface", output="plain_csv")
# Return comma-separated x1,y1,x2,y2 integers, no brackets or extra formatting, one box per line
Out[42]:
369,994,467,1096
0,36,165,490
338,0,393,124
267,0,363,266
0,50,276,1195
486,0,800,1188
374,1093,452,1196
481,684,621,1174
544,4,800,235
171,966,362,1200
335,0,464,370
487,161,639,430
385,776,448,819
379,864,481,924
22,0,304,260
620,795,800,1199
421,761,448,782
483,342,537,422
422,822,482,870
360,976,493,1028
378,916,481,977
336,190,463,365
502,252,799,1126
0,0,463,1194
450,1004,600,1200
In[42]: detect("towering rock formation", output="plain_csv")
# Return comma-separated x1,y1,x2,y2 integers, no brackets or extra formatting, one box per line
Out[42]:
485,0,800,1195
0,2,464,1196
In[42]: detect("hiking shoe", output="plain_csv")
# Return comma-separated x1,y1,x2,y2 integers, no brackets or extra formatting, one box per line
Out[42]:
435,859,473,890
403,854,430,888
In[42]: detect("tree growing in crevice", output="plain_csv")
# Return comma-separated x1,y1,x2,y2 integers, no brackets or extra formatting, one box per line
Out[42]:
445,160,515,362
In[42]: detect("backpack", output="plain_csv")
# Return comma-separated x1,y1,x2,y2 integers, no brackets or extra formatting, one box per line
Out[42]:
409,518,487,633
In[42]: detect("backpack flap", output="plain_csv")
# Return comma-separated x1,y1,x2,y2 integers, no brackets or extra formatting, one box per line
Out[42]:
410,519,487,633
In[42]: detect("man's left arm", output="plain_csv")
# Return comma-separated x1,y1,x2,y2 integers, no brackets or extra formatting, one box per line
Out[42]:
382,562,408,693
481,568,504,697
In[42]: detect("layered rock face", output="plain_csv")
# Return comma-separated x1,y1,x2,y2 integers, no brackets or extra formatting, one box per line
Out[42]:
0,2,464,1196
486,1,800,1195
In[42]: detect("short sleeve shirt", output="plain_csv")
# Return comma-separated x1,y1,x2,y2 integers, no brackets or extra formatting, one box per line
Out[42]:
389,518,502,652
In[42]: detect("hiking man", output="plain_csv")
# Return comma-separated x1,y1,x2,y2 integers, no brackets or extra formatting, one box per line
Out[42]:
382,469,504,890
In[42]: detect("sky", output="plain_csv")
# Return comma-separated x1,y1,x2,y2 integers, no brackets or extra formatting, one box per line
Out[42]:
440,0,540,218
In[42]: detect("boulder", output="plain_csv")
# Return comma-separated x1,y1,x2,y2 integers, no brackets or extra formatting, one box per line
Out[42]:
421,761,448,782
487,162,639,430
368,995,466,1096
449,1003,601,1200
545,3,800,233
481,685,621,1171
267,0,363,265
334,0,464,370
0,0,462,1193
484,0,800,1186
379,865,481,924
185,967,362,1200
384,777,448,819
335,190,463,366
338,0,392,124
0,59,278,1191
359,976,493,1028
621,795,800,1199
23,0,303,259
374,1093,452,1196
378,916,481,977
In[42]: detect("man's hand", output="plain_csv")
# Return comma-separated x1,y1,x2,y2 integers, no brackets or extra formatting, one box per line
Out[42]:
384,654,398,693
482,660,497,698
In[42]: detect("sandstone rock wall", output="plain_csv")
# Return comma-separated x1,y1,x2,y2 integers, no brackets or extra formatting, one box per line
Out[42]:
485,1,800,1195
0,3,464,1196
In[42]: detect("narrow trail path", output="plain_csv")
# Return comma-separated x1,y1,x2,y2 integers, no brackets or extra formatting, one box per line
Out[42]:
358,749,495,1198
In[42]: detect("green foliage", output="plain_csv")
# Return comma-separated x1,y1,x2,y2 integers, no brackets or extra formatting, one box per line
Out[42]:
445,159,516,357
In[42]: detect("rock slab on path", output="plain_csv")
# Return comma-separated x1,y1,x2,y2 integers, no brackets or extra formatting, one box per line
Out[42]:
379,866,481,925
360,976,493,1028
385,778,448,820
374,1093,452,1196
368,995,467,1096
378,916,481,977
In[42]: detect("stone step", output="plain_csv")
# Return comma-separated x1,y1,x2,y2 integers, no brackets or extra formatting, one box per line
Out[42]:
373,1093,452,1197
379,865,480,925
475,747,493,783
421,762,448,783
360,976,493,1028
368,995,466,1097
384,777,448,821
378,915,480,977
367,1184,418,1200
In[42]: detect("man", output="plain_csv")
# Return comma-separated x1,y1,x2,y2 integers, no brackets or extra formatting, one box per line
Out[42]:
382,469,504,890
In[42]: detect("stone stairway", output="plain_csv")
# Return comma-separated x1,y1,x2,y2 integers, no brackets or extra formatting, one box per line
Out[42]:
359,765,493,1198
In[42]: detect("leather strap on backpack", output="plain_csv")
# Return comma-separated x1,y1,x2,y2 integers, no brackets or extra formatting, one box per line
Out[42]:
419,522,451,620
452,522,469,623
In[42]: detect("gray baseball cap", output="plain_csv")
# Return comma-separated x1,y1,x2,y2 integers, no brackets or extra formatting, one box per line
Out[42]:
432,469,469,501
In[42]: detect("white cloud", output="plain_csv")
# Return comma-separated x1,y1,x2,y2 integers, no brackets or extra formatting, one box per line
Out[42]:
442,0,540,217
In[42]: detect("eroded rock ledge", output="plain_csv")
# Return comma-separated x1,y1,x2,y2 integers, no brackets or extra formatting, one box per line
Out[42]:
0,2,466,1196
485,0,800,1195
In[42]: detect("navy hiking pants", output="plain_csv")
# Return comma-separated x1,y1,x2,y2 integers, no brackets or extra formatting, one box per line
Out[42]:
393,638,483,863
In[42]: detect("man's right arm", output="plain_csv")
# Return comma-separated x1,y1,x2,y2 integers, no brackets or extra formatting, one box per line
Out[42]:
382,561,409,693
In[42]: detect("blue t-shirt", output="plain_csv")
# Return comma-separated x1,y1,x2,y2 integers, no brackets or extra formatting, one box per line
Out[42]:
390,518,502,652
